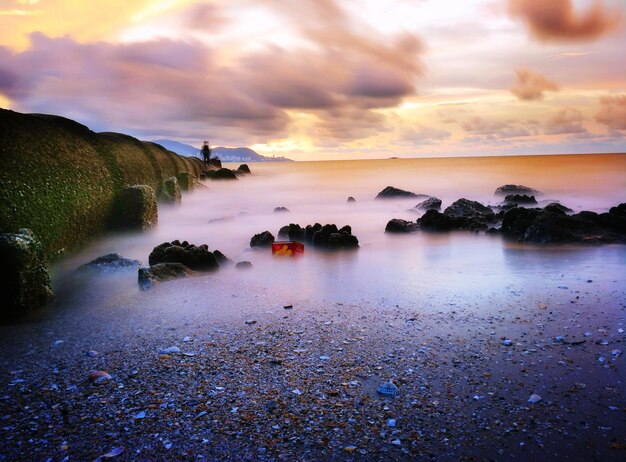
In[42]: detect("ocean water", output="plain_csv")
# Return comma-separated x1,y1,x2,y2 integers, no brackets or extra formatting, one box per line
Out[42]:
48,153,626,315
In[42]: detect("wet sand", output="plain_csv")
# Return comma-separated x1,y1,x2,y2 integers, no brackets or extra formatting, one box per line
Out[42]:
0,264,624,461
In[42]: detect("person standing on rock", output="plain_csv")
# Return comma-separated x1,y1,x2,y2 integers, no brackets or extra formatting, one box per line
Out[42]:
201,141,212,166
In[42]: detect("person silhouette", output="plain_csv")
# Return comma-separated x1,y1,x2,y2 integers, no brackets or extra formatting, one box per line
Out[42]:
201,141,211,166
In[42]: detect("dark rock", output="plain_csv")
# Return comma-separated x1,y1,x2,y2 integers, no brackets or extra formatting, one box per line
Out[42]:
210,168,238,180
494,184,540,196
609,203,626,217
79,253,141,272
543,203,573,214
274,207,290,213
375,186,419,199
417,210,464,232
504,194,537,205
444,198,494,219
250,231,275,248
138,263,193,290
235,261,252,270
305,223,323,242
160,176,182,204
110,185,158,230
347,196,356,203
311,224,358,249
148,241,219,271
278,224,306,241
0,229,54,322
237,164,251,174
415,197,442,211
385,218,419,233
213,250,232,266
176,172,197,191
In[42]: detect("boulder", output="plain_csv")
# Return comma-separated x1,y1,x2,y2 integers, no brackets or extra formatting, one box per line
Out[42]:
385,218,419,233
176,172,197,191
347,196,356,203
503,194,537,205
110,185,158,230
494,184,540,196
543,203,572,214
415,197,442,211
213,250,233,266
305,223,323,242
138,263,193,290
210,168,238,180
235,261,253,270
417,210,464,232
500,207,542,240
274,207,290,213
278,223,306,241
250,231,275,248
444,198,494,218
237,164,251,174
376,186,419,199
0,229,54,322
311,224,358,249
79,253,141,272
148,240,219,271
160,176,182,204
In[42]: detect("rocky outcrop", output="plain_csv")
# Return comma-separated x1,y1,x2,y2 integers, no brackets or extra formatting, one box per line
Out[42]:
347,197,356,203
160,177,182,204
110,185,158,230
494,184,540,196
501,203,626,244
148,240,220,271
415,197,442,211
138,263,194,290
274,207,290,213
237,164,251,174
417,210,465,232
79,253,141,272
503,194,537,205
250,231,275,248
176,172,197,191
543,203,573,214
278,224,306,241
376,186,419,199
385,219,419,233
0,229,54,322
206,168,238,180
444,198,494,218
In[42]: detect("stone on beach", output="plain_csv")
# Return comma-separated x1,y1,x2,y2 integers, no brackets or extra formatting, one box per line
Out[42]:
415,197,442,211
375,186,420,199
385,218,419,233
138,262,194,290
148,241,220,271
79,253,141,272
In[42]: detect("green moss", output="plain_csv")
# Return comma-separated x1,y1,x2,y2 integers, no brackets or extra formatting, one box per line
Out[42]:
0,109,201,259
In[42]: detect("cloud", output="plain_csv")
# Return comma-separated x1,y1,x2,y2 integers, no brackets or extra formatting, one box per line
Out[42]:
544,108,587,134
595,94,626,130
400,125,451,144
460,116,533,139
508,0,623,42
510,69,558,100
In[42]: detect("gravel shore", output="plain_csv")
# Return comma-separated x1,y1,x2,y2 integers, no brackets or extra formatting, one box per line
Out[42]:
0,266,625,461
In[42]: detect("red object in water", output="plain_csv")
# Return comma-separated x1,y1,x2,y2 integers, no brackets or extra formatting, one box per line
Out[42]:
272,241,304,256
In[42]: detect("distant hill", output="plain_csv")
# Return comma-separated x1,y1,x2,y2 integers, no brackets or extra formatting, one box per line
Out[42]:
151,139,293,162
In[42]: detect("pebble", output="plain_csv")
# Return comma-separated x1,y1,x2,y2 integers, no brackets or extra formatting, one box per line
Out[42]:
98,446,124,458
158,347,180,354
528,394,542,404
377,381,399,397
344,446,357,452
611,349,621,357
554,336,565,343
584,332,593,337
245,320,257,325
391,439,401,446
619,328,624,334
502,339,512,346
133,411,146,419
387,419,396,427
88,371,112,383
86,350,98,357
319,355,330,361
292,389,302,395
283,305,293,309
53,340,64,347
182,336,191,342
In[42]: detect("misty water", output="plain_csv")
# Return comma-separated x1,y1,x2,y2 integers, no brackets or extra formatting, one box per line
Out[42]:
49,154,626,321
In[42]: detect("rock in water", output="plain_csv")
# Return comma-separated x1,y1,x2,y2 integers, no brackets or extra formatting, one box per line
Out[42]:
237,164,251,174
273,207,290,213
79,253,141,272
250,231,275,248
444,198,493,218
347,196,356,203
385,218,418,233
160,176,182,204
0,229,54,322
415,197,442,211
209,168,238,180
375,186,419,199
138,263,194,290
494,184,540,196
235,261,252,270
148,241,220,271
110,185,158,230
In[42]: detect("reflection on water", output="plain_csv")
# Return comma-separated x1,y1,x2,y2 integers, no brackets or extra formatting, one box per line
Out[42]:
51,154,626,312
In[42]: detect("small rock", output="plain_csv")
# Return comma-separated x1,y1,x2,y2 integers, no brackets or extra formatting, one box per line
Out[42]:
245,320,257,325
88,371,112,383
133,411,146,419
292,389,302,395
611,349,622,357
502,339,512,346
387,419,396,427
391,439,401,446
554,336,565,343
182,336,191,342
319,355,330,361
159,347,180,354
344,446,357,452
86,350,98,357
528,394,542,404
283,304,293,309
235,261,253,270
584,332,593,337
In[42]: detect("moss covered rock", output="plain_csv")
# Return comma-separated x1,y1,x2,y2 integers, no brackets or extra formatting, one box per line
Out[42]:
160,176,182,204
110,185,158,230
0,229,54,321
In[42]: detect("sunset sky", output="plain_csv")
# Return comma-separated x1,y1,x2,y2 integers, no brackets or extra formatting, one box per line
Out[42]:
1,0,625,160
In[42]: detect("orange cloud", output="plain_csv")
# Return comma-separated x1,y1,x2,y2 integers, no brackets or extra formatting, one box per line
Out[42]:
510,69,558,100
544,108,586,134
595,95,626,130
508,0,622,42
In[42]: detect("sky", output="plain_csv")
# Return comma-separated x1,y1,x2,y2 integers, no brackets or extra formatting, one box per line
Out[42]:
0,0,625,160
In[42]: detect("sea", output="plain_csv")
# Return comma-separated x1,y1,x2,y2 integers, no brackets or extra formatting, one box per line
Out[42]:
48,153,626,316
